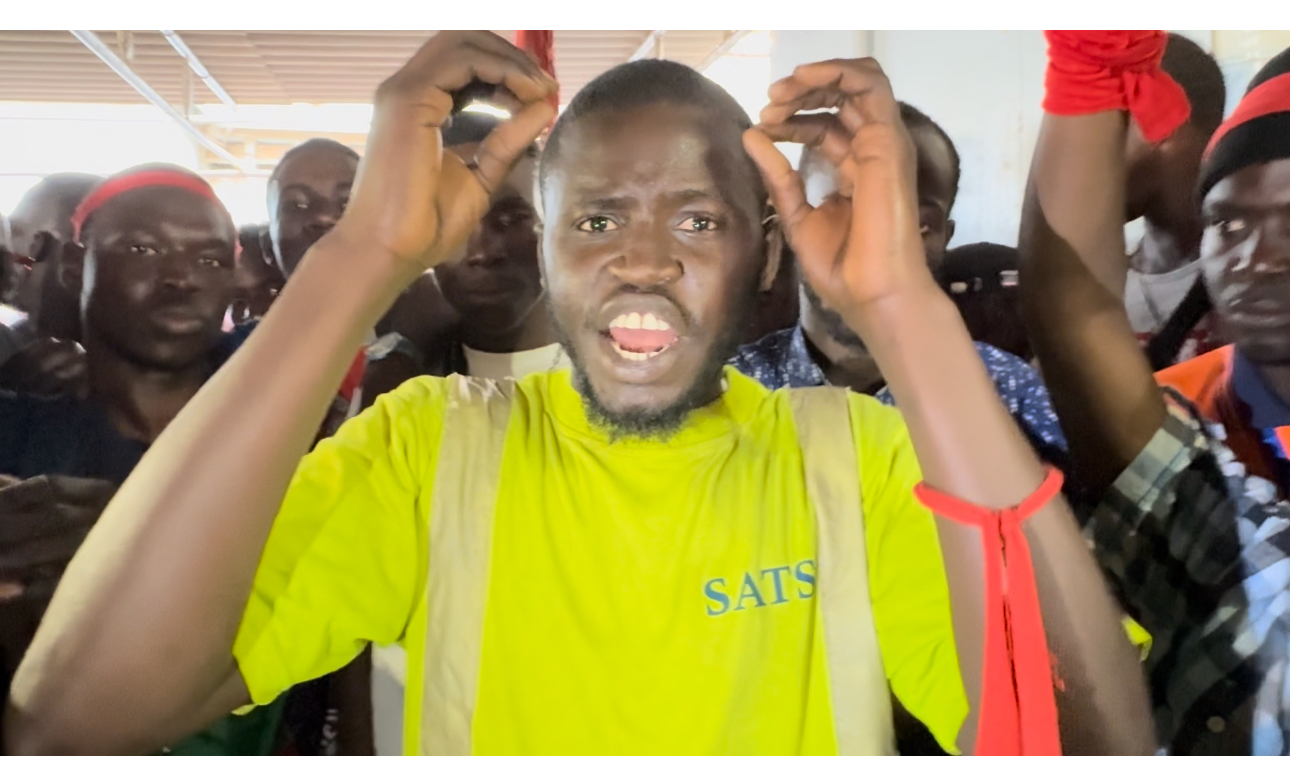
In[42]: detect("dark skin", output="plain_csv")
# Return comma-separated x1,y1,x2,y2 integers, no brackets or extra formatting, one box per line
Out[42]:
67,186,237,443
0,475,115,691
230,226,283,325
436,146,554,354
0,338,87,397
541,103,775,426
1124,121,1208,275
366,148,552,402
268,145,358,279
6,178,98,342
797,122,957,393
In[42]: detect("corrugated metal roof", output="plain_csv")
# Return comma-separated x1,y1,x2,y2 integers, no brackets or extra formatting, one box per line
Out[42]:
0,30,736,107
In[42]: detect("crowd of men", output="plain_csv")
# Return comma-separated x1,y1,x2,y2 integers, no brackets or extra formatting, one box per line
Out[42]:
0,28,1286,755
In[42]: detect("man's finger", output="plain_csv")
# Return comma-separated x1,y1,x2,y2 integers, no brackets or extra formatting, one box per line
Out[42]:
471,99,556,196
757,114,853,167
395,38,555,113
767,59,898,127
760,88,851,125
743,128,813,235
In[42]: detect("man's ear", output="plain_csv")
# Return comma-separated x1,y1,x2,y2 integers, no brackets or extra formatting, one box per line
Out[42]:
759,210,784,293
58,240,86,299
945,218,957,247
257,227,275,269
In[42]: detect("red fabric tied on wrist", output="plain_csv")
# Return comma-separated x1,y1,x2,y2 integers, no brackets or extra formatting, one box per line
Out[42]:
914,466,1066,756
1043,30,1191,143
514,30,559,118
339,351,367,405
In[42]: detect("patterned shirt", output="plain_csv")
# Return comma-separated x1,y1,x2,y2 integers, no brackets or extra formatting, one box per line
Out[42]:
1086,389,1290,754
732,325,1068,459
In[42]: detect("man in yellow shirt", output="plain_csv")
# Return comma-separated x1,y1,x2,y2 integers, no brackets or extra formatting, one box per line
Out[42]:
7,32,1153,755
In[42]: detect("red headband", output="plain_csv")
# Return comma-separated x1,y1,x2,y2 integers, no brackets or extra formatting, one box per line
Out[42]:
1205,71,1290,158
71,169,228,244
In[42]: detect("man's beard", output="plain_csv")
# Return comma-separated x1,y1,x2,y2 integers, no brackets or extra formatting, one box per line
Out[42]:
802,280,867,352
548,287,754,443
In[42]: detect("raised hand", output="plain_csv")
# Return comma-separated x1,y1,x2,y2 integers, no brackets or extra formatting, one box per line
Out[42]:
334,31,557,272
742,58,938,337
0,338,88,397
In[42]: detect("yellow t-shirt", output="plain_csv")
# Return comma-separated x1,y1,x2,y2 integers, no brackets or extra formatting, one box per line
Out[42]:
233,368,967,754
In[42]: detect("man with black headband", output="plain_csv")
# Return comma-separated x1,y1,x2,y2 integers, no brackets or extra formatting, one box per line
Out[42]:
1021,30,1290,753
9,32,1151,756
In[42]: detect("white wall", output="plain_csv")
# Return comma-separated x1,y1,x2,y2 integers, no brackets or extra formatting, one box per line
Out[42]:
766,30,1290,251
769,31,1046,248
874,31,1047,247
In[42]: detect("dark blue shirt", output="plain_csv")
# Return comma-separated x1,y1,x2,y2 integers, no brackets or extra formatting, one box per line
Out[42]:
0,326,254,481
733,324,1068,461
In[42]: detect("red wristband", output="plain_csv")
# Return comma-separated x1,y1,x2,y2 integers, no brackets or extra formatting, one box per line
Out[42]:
1043,30,1191,143
914,466,1065,756
339,350,367,404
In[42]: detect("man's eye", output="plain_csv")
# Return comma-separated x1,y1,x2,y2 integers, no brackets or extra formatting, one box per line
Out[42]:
129,244,159,256
197,256,225,269
680,215,719,232
577,216,618,233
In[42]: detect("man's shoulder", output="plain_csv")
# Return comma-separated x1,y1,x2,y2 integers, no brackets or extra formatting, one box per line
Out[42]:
1155,345,1234,405
972,342,1040,379
732,327,814,391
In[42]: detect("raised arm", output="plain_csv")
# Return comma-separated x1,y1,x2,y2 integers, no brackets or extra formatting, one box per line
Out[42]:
1018,31,1190,496
4,31,556,754
744,57,1154,754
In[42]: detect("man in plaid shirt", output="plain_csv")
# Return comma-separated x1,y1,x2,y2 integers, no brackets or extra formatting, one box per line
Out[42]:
1021,33,1290,754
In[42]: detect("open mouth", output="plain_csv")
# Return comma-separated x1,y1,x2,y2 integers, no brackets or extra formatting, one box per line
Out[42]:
605,311,679,361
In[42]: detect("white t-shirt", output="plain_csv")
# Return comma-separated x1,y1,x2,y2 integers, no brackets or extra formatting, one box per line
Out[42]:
462,342,570,380
370,340,570,755
1123,258,1215,364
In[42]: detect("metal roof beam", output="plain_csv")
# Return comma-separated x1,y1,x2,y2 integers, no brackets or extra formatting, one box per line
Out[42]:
698,31,751,71
160,30,237,108
629,30,665,62
68,30,249,173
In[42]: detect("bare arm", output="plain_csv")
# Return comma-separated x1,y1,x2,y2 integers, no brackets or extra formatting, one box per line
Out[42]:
746,57,1154,755
1019,112,1167,497
4,31,556,755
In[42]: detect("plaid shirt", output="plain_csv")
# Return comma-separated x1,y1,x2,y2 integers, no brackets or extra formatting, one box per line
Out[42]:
1086,388,1290,754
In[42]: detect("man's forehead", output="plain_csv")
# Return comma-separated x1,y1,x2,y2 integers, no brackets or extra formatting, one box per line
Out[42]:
449,142,535,200
92,187,233,238
1206,157,1290,209
550,106,752,199
910,127,955,207
274,146,358,189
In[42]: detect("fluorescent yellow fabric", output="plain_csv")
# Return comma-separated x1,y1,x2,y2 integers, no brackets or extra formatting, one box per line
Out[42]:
233,368,967,754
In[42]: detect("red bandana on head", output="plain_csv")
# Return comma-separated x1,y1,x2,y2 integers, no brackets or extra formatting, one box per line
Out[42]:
70,168,240,260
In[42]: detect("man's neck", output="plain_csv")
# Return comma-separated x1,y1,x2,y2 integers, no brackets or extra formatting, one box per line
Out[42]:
461,301,557,354
1129,211,1202,276
85,346,208,443
798,318,884,395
